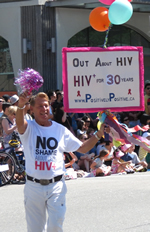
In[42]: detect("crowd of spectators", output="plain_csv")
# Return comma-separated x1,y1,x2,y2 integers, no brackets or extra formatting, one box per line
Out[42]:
0,83,150,183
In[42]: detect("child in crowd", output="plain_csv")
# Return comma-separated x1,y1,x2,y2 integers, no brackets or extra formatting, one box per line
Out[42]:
125,144,148,172
75,133,95,172
111,148,130,174
119,144,135,173
64,152,79,180
90,149,111,176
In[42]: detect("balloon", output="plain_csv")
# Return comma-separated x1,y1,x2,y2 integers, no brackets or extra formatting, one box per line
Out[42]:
99,0,132,5
108,0,133,25
89,7,110,32
99,0,114,5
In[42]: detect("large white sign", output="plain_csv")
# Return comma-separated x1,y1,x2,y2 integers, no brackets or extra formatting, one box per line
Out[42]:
62,46,144,112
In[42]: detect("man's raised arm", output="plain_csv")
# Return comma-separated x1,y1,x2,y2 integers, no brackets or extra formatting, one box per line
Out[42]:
16,92,31,134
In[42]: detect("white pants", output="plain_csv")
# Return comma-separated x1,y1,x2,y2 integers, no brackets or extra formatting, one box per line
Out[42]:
24,178,67,232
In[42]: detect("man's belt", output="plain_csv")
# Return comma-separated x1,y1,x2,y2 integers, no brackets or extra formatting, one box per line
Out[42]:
27,174,63,185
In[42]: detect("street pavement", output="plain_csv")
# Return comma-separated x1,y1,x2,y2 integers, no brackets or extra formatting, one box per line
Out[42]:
0,172,150,232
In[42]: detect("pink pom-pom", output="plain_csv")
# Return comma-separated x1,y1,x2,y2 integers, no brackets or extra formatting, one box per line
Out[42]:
14,68,44,95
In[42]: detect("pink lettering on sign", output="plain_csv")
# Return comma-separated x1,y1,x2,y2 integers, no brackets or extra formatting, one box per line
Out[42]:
35,161,52,170
74,75,92,87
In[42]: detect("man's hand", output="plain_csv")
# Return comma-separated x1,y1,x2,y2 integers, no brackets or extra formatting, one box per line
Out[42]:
97,123,110,138
18,91,32,107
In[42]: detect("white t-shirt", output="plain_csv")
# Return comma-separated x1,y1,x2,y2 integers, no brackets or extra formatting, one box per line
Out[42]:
19,120,82,179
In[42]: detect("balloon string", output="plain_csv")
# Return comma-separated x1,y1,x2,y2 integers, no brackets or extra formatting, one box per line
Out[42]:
103,23,112,48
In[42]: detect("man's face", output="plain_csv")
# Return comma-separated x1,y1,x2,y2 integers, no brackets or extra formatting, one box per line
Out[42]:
145,85,150,96
31,97,49,124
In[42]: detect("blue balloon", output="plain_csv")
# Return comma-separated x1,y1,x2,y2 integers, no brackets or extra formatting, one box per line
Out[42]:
108,0,133,25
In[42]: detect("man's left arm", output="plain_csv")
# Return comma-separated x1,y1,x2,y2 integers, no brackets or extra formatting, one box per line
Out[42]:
77,124,105,154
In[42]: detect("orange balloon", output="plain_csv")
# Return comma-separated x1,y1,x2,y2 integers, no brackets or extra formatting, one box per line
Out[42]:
89,7,110,32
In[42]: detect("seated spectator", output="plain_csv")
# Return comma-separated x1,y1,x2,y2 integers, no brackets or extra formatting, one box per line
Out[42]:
111,148,131,174
64,152,78,169
129,144,147,171
97,139,115,166
75,133,95,172
90,149,111,176
121,144,147,172
119,144,135,173
2,105,25,182
2,106,17,148
0,102,11,138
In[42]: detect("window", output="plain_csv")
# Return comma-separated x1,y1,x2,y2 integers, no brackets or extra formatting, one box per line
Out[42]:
0,36,15,92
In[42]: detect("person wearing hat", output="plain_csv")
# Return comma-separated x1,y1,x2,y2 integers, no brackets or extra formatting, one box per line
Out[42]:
144,81,150,115
10,94,19,106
